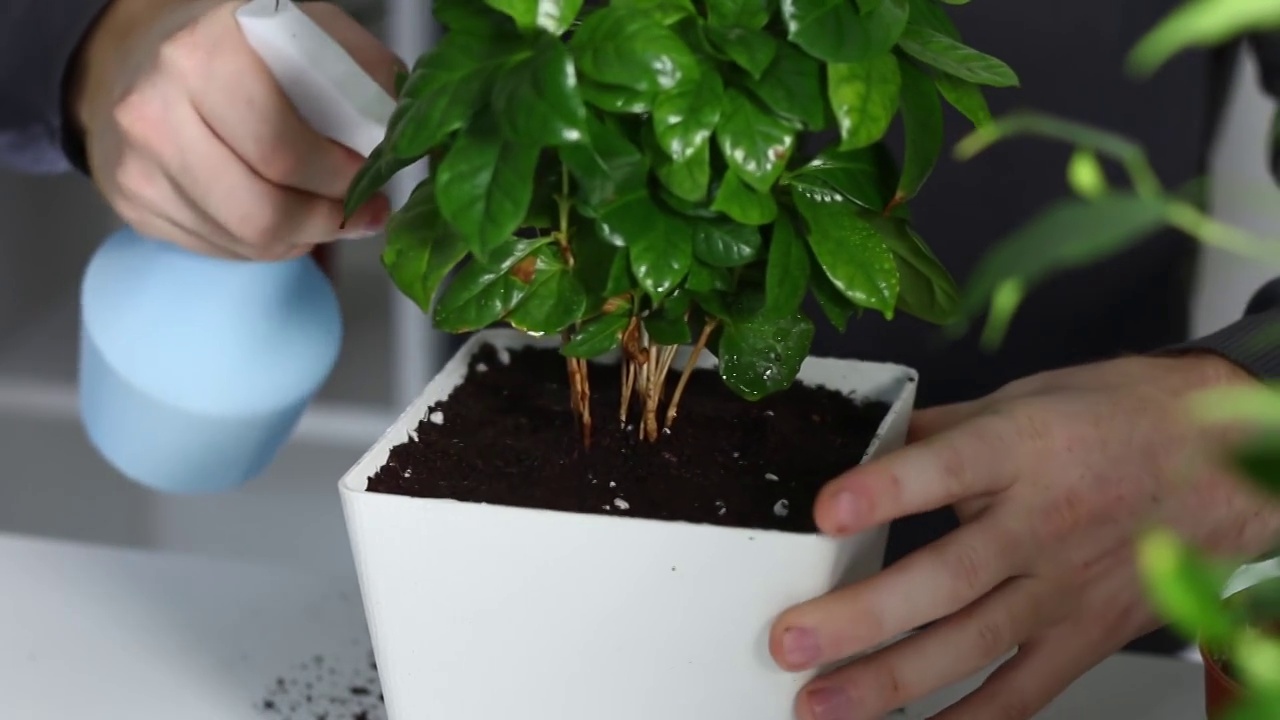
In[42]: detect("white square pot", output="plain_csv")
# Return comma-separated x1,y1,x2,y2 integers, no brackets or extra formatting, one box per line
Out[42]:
339,328,918,720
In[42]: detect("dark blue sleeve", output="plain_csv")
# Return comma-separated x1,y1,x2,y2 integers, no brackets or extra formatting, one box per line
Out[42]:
0,0,114,174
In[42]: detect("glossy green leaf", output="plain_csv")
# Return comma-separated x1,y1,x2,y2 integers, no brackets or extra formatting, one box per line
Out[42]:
792,185,900,315
611,0,699,24
787,143,896,210
660,187,721,219
572,220,633,300
344,141,415,220
380,180,468,312
719,309,815,400
645,298,693,344
958,193,1169,347
706,26,778,79
506,259,590,333
692,218,763,267
569,6,699,94
652,68,724,161
764,214,810,318
828,53,902,150
434,0,519,36
560,115,649,213
654,136,712,202
906,0,960,38
434,115,540,261
867,213,959,323
780,0,908,63
749,42,826,130
896,57,944,202
809,253,860,331
934,73,993,128
712,169,779,225
562,309,633,357
483,0,584,33
715,89,796,193
897,24,1021,87
604,196,696,294
706,0,772,29
491,33,587,147
687,260,733,292
433,237,551,332
580,80,655,113
389,34,513,160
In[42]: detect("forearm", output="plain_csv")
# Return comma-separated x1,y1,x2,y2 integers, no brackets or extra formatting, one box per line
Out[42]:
0,0,115,174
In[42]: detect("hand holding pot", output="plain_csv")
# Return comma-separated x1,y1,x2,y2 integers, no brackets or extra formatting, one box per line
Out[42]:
771,353,1280,720
69,0,399,259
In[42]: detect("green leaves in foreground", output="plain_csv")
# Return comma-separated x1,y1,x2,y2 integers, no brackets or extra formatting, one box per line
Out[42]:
346,0,1011,405
1128,0,1280,77
956,193,1169,348
1138,526,1280,710
1136,528,1238,648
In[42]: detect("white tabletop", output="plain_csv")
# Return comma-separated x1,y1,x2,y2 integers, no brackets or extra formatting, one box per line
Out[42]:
0,532,1204,719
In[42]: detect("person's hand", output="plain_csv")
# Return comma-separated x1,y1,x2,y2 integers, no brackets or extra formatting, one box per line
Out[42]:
770,353,1280,719
70,0,399,259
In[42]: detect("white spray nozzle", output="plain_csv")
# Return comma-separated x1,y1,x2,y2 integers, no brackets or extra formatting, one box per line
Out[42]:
234,0,396,157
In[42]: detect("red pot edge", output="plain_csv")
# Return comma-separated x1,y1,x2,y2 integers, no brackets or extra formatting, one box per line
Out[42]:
1202,644,1242,720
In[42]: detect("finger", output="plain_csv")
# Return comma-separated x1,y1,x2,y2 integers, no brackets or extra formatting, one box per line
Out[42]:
115,195,241,260
929,625,1119,720
813,413,1018,537
771,518,1028,672
907,399,990,443
186,4,367,199
794,578,1057,720
170,103,386,256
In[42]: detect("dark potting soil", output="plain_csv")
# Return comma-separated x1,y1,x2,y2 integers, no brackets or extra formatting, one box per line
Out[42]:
367,344,893,533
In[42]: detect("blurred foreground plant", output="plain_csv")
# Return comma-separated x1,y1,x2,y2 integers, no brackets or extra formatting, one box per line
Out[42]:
955,0,1280,715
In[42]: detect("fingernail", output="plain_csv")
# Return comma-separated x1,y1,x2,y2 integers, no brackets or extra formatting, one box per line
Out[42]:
361,201,390,231
832,491,860,532
337,228,379,240
781,627,820,669
805,686,852,720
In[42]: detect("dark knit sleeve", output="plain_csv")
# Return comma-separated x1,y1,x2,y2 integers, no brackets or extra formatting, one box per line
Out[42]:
1168,279,1280,381
0,0,114,174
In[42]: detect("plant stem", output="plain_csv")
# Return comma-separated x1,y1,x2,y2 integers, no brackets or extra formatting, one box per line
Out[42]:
1165,201,1280,264
620,361,634,427
665,319,717,430
576,357,592,449
556,162,592,448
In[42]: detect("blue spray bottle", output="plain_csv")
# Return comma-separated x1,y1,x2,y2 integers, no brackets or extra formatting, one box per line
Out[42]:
79,0,395,493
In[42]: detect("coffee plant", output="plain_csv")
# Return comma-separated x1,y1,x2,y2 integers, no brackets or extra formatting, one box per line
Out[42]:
343,0,1017,444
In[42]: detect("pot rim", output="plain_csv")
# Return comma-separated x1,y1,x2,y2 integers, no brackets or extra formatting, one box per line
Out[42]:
1201,643,1242,692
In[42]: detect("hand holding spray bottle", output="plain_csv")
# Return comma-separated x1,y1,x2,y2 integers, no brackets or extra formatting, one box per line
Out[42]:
79,0,396,493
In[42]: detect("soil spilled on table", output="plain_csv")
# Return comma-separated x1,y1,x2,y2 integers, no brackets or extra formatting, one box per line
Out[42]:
367,344,893,533
258,650,384,719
